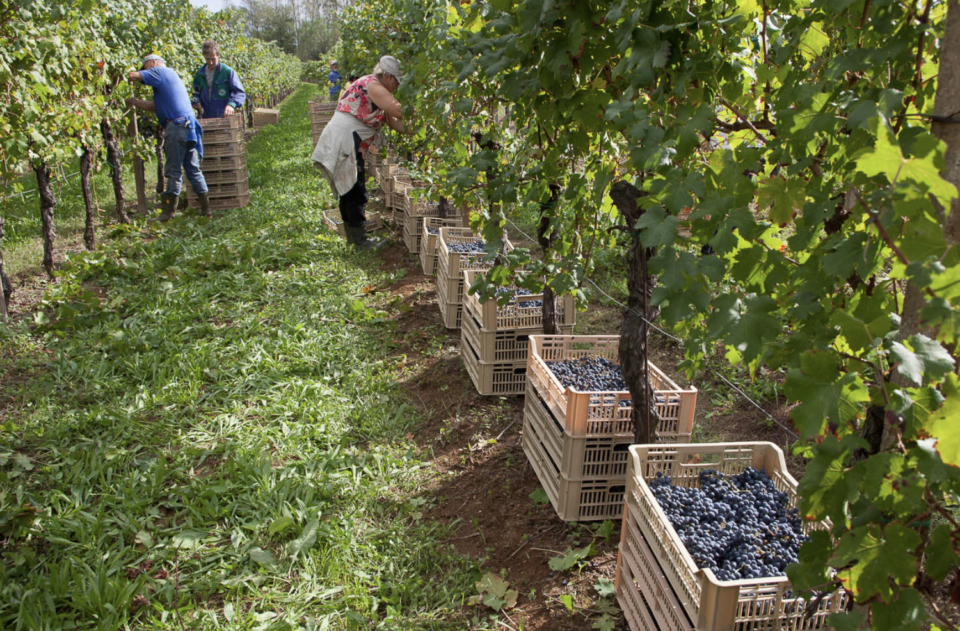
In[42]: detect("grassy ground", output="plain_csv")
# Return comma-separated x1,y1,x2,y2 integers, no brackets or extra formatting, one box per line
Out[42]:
0,85,477,630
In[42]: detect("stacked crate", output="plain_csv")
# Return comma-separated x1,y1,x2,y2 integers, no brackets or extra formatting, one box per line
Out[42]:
459,270,575,396
419,217,463,276
188,114,249,210
402,194,444,254
436,228,513,329
616,443,847,631
309,100,337,147
522,335,697,521
253,107,280,128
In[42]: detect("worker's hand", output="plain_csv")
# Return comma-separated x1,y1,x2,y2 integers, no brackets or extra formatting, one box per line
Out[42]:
193,102,201,112
127,71,141,83
224,105,235,117
125,97,138,108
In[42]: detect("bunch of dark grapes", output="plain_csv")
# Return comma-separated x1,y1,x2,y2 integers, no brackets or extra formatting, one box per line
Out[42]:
494,287,542,309
448,240,486,253
546,357,626,391
649,467,806,581
426,226,440,236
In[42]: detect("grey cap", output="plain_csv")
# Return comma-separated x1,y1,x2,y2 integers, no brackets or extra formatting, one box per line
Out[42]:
140,54,165,70
379,55,403,79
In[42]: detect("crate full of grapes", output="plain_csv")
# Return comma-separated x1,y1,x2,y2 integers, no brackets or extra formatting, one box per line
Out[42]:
401,197,443,254
436,228,513,329
616,442,848,631
419,217,463,276
527,335,696,440
461,270,576,363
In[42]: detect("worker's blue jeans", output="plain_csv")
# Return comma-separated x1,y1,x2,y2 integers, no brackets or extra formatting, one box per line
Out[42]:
164,119,208,196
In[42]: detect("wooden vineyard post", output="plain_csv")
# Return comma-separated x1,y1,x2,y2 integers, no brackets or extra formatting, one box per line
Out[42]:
131,107,147,214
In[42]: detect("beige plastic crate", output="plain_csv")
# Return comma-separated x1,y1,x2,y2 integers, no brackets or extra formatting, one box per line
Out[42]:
197,113,244,130
187,179,249,199
203,141,245,158
462,270,576,333
200,154,247,172
524,381,633,480
436,271,463,329
419,217,463,276
522,412,627,522
253,107,279,127
461,301,574,364
186,192,249,210
322,210,383,237
617,517,695,631
461,326,528,396
202,126,244,144
527,335,696,439
621,443,847,631
437,228,513,309
201,169,248,186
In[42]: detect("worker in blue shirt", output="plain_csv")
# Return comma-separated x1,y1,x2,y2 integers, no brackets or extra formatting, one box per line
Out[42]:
127,54,210,221
328,60,341,102
191,40,246,119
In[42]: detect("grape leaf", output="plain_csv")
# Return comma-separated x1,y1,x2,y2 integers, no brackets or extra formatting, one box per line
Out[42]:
785,352,870,438
918,374,960,467
830,524,921,601
594,578,615,597
890,335,955,385
549,545,593,571
757,177,806,224
870,587,926,631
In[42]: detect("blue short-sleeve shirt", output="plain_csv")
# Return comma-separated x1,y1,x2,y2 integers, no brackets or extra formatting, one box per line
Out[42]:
140,66,196,126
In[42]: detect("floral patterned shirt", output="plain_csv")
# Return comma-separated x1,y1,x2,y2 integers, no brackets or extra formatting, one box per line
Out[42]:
336,74,386,132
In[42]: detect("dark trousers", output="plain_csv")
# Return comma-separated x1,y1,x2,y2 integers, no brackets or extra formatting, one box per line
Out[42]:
339,132,367,227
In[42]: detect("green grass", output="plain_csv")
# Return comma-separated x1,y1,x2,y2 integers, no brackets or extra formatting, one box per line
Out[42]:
0,84,477,630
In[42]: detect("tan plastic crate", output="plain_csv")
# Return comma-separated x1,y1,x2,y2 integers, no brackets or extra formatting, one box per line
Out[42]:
462,270,576,333
197,113,244,130
461,301,574,364
322,210,383,238
621,443,847,630
203,141,245,158
200,154,247,172
187,179,249,199
616,517,694,631
186,192,249,210
253,107,279,127
436,271,462,329
524,381,633,480
201,169,248,186
527,335,696,439
419,217,463,276
461,326,528,396
437,228,513,309
202,126,244,144
522,413,626,522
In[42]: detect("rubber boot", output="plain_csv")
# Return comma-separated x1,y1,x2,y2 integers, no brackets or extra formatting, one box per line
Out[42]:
150,193,178,223
345,222,387,251
197,192,213,218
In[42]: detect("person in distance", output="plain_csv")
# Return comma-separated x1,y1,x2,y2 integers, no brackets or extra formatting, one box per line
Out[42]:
127,54,211,221
328,60,341,103
312,55,414,251
191,40,246,120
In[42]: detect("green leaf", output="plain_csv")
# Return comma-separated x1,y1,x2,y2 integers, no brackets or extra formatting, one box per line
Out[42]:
925,525,960,581
830,524,921,601
918,374,960,467
224,603,235,622
249,547,277,566
870,588,926,631
890,335,955,386
529,488,550,506
636,206,678,247
135,530,154,548
474,572,517,611
757,177,805,224
827,611,866,631
269,516,295,535
592,615,617,631
548,545,593,571
172,530,207,550
559,594,575,612
593,578,615,597
289,517,319,559
785,352,870,438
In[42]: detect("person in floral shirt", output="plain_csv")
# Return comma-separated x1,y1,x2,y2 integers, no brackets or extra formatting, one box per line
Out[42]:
312,55,412,250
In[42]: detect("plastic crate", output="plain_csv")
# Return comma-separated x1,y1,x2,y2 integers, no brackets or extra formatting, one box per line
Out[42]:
436,269,463,329
616,520,695,631
524,381,633,480
187,179,249,199
437,228,513,311
202,126,244,144
522,412,627,522
460,325,528,396
419,217,463,276
620,443,847,630
253,107,279,127
201,169,248,186
200,154,247,172
461,300,574,364
186,192,250,210
197,113,244,130
322,209,383,237
203,141,245,158
527,335,697,439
